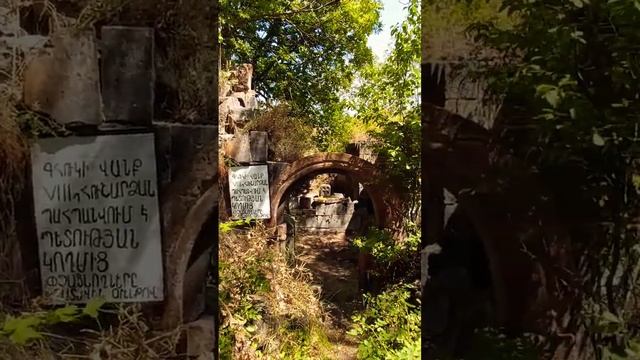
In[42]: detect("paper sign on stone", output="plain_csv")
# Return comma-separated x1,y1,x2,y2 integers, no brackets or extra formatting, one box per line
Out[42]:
228,165,270,220
31,133,164,304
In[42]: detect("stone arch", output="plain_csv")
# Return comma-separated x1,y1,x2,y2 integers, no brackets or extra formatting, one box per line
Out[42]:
269,153,401,229
161,184,218,329
424,102,577,335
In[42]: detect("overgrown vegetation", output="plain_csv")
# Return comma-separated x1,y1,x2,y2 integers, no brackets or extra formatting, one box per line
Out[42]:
352,0,421,221
0,0,215,357
348,284,421,360
218,221,334,359
244,105,318,162
220,1,422,358
465,0,640,357
425,0,640,358
0,299,183,359
353,227,421,287
219,0,381,149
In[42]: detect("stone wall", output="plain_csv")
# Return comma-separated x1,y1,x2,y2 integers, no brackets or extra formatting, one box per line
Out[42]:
423,62,501,130
219,64,258,138
0,2,218,355
291,196,371,232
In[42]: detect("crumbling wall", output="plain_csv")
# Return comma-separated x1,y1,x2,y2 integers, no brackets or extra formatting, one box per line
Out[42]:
0,5,218,354
219,64,258,137
423,62,501,129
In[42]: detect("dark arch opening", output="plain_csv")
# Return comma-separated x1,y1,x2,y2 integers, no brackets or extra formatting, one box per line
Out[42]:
277,170,378,335
268,153,393,229
183,210,217,322
424,207,496,357
276,168,377,231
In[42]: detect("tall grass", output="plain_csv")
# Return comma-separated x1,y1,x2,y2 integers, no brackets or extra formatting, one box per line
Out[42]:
219,222,334,359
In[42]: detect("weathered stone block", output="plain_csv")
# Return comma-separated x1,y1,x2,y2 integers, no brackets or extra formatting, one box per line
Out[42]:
244,90,258,110
154,123,218,329
230,63,252,92
314,201,355,216
318,184,332,197
154,124,173,187
169,124,218,185
228,107,250,125
23,31,103,125
249,131,268,163
101,26,155,125
218,96,239,128
186,316,215,359
223,133,250,163
445,66,484,100
298,214,353,230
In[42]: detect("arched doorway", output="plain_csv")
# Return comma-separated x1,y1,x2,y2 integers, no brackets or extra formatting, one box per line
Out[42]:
423,103,578,351
268,153,403,355
269,153,400,229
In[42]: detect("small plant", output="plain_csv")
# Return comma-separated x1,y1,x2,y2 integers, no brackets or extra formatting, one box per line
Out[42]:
219,225,332,359
348,283,421,360
244,105,318,162
0,297,105,345
353,227,420,265
219,218,252,233
468,328,539,360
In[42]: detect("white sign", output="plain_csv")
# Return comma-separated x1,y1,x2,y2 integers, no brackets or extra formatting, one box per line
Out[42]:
31,133,164,304
228,165,271,219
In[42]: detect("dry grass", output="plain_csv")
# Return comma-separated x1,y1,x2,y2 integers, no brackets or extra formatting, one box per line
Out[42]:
244,105,318,163
0,303,182,359
219,223,334,359
0,0,33,300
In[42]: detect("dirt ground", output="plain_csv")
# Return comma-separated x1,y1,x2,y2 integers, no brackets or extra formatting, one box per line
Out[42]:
296,231,361,360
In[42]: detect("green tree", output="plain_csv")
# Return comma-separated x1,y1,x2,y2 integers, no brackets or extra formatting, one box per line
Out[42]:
468,0,640,356
219,0,382,149
352,0,421,221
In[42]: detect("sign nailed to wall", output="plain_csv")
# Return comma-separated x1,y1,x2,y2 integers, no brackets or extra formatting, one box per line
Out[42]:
228,165,270,220
31,133,164,304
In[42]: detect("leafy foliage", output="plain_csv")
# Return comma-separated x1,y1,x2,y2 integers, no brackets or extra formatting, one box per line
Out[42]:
468,328,539,360
220,0,382,148
219,224,332,359
244,105,318,162
353,225,421,295
467,0,640,356
353,227,420,265
0,297,105,345
352,0,421,219
219,218,252,233
348,283,421,360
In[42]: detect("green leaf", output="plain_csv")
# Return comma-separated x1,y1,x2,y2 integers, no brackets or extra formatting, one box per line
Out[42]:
632,174,640,192
544,90,560,108
83,297,106,318
569,0,585,8
9,324,42,345
50,305,80,323
3,315,41,333
593,132,606,146
569,108,577,119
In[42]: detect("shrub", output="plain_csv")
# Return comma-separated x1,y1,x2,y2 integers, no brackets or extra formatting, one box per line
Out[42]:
244,105,318,162
353,227,421,286
353,227,420,265
348,283,421,360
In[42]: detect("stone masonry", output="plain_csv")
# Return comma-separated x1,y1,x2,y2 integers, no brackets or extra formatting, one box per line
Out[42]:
2,3,218,356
